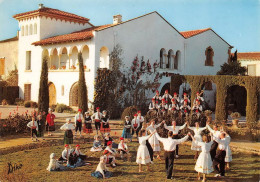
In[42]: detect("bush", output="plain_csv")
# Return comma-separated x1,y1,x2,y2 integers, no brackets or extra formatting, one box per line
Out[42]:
121,106,139,121
230,112,241,119
50,104,57,112
1,99,8,105
55,103,75,113
15,98,24,106
24,101,38,108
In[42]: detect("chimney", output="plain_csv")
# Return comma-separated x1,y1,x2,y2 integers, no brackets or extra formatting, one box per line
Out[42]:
39,4,44,9
113,15,122,24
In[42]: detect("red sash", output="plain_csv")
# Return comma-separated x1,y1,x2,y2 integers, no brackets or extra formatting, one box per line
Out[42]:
95,119,101,122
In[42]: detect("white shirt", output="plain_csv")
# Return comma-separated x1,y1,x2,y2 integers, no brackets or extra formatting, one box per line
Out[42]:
164,123,186,135
192,105,203,112
146,123,161,133
75,113,83,123
149,102,159,110
213,135,231,150
27,121,38,131
124,120,132,128
75,148,84,156
159,103,168,110
161,94,173,101
118,141,128,150
181,97,191,103
137,115,144,123
206,125,221,138
193,96,204,104
91,112,102,120
180,105,191,110
169,103,179,110
61,149,71,160
156,133,189,151
131,118,140,129
95,160,108,177
172,97,180,103
188,126,207,136
60,123,75,130
105,146,116,155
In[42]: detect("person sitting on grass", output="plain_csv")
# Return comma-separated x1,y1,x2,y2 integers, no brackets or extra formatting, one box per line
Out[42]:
103,150,116,167
67,149,86,168
47,153,66,171
91,156,113,179
118,137,130,160
58,144,71,164
90,135,103,152
27,116,39,142
75,144,87,161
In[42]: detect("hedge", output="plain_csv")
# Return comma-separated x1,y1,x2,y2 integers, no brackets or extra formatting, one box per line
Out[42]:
170,75,260,129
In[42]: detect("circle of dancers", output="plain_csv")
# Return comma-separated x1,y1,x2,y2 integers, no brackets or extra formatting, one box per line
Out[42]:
26,90,232,181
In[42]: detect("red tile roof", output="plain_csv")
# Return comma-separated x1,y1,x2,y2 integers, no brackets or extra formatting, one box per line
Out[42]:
236,52,260,61
32,24,112,46
13,7,89,24
180,28,211,38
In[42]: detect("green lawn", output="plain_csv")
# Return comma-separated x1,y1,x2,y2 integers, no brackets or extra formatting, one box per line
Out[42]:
0,140,259,182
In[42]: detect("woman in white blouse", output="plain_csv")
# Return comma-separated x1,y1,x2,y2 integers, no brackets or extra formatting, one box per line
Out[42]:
60,118,75,144
188,122,207,159
91,156,112,179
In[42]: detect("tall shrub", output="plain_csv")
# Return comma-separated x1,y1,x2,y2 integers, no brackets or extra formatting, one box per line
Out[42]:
38,56,49,114
78,52,88,113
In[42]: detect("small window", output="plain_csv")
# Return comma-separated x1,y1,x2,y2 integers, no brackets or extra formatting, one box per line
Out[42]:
26,51,31,70
174,51,180,69
21,26,24,36
25,25,28,36
0,58,5,75
29,24,33,35
34,23,37,34
205,46,214,66
61,85,64,96
160,48,166,69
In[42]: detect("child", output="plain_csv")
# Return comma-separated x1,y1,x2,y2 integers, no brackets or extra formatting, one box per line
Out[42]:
75,144,87,161
224,133,232,170
131,114,140,138
136,130,156,172
74,109,83,138
27,116,39,142
58,144,71,163
84,111,93,136
121,116,132,142
118,137,129,160
104,133,113,147
91,107,102,134
103,150,116,167
190,134,214,182
60,118,75,144
90,135,103,152
137,110,145,130
46,108,55,136
47,153,66,171
188,122,207,159
37,115,44,139
100,110,110,134
105,141,117,166
91,156,113,179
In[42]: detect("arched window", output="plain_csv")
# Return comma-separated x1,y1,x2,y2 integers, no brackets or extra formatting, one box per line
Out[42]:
205,46,214,66
34,23,37,34
168,49,174,69
25,25,28,36
61,85,64,96
29,24,33,35
174,51,180,69
21,26,24,36
160,48,166,69
100,46,109,69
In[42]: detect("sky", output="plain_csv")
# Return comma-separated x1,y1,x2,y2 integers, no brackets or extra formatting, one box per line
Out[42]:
0,0,259,52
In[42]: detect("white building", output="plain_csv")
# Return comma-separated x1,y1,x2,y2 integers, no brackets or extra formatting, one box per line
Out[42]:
237,52,260,76
9,4,232,108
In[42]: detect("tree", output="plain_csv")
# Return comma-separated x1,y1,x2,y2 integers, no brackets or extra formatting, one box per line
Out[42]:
217,50,247,75
38,56,49,114
78,52,88,113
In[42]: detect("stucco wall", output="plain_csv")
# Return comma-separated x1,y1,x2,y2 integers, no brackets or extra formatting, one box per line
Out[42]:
240,60,260,76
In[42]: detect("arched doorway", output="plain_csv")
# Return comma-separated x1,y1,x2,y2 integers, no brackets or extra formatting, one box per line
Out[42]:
160,83,170,95
48,82,56,106
226,85,247,116
69,82,79,106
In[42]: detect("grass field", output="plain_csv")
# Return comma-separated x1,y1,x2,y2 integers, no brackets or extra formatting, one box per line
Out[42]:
0,138,259,182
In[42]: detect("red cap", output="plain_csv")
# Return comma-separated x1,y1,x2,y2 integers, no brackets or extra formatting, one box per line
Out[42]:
162,99,165,102
107,141,112,145
103,150,110,154
152,98,155,101
174,92,177,95
120,137,124,140
134,114,138,117
96,107,100,110
138,110,141,113
196,91,200,94
78,109,82,112
165,90,168,93
76,144,80,147
64,144,69,147
156,90,159,93
196,99,199,102
184,99,188,103
183,93,187,96
196,110,199,113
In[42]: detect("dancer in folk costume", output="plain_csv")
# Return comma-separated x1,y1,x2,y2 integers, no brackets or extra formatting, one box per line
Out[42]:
46,108,56,136
100,110,110,134
104,142,117,167
180,99,191,115
104,133,113,147
153,90,161,105
163,120,187,158
181,92,191,104
148,98,159,114
131,114,140,138
58,144,71,163
121,116,132,141
136,130,156,172
221,129,232,170
188,122,207,159
192,100,203,118
137,110,145,130
91,156,113,179
190,134,214,182
172,92,180,104
83,111,93,135
213,132,230,177
47,153,66,171
90,135,103,152
36,115,44,138
156,131,190,179
74,109,83,138
168,98,180,115
146,119,163,160
91,107,102,134
60,118,75,144
27,116,39,142
159,99,168,116
193,91,204,105
118,137,130,160
161,89,172,105
75,144,87,161
206,122,221,161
